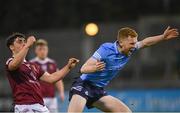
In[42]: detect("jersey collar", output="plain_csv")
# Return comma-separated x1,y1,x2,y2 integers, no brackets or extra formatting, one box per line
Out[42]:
35,57,49,64
114,41,120,54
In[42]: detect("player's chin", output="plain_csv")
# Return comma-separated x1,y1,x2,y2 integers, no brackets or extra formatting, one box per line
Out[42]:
21,45,25,49
17,46,23,50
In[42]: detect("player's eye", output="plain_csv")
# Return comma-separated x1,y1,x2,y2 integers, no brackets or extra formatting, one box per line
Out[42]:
17,39,26,43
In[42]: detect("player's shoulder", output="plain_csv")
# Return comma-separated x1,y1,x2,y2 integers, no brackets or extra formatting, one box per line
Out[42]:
46,57,56,64
100,42,114,50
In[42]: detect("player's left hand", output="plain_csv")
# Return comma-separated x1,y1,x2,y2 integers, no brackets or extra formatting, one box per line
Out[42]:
67,58,79,69
163,26,179,40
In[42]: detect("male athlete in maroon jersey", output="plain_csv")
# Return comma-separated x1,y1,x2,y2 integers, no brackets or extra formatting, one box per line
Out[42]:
30,39,64,112
5,33,79,113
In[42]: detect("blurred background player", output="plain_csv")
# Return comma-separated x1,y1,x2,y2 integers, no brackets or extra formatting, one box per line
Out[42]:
68,26,179,112
30,39,64,112
5,33,79,113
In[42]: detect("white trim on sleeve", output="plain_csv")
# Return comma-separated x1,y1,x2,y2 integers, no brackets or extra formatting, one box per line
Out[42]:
135,41,143,49
92,51,102,60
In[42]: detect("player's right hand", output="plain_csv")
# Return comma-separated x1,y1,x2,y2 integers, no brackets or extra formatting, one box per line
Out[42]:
67,58,79,69
95,60,106,71
25,36,36,48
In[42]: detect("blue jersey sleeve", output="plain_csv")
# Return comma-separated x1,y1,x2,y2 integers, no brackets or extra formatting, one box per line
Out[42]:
92,44,107,60
135,41,142,50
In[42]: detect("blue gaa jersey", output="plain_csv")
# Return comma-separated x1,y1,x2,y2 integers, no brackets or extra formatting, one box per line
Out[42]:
80,41,141,87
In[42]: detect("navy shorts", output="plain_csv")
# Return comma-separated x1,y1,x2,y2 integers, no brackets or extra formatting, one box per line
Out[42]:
69,77,107,109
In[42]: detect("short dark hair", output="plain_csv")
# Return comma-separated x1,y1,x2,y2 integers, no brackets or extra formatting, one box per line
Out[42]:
6,32,26,48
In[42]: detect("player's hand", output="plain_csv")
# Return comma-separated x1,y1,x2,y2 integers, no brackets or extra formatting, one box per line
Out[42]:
163,26,179,40
60,93,65,102
67,58,79,69
95,60,106,71
25,36,36,48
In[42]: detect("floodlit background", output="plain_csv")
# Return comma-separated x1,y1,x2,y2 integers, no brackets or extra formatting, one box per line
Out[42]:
0,0,180,112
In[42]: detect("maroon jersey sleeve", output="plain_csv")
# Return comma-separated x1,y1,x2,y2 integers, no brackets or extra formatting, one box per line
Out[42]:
5,58,13,70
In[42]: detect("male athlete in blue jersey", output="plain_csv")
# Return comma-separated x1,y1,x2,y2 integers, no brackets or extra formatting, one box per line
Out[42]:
68,26,179,112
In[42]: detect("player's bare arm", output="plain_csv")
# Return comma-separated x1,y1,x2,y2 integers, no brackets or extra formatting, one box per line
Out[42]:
55,80,65,101
40,58,79,83
139,26,179,49
8,36,36,71
80,58,105,73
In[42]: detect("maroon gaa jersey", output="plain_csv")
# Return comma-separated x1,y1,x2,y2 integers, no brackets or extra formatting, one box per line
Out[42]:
30,57,58,97
5,58,45,105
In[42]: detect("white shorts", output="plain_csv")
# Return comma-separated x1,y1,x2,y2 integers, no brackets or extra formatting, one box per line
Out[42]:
14,103,49,113
43,97,58,112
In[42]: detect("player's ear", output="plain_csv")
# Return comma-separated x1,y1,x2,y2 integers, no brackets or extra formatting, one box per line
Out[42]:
9,45,14,51
118,40,123,46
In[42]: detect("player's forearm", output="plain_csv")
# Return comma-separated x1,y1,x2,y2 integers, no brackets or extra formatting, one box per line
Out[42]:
80,65,97,73
55,80,64,94
48,65,71,83
8,46,29,70
41,58,79,83
141,35,164,47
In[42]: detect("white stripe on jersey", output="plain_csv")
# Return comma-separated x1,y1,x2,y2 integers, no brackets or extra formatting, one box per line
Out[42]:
93,51,102,60
6,58,13,65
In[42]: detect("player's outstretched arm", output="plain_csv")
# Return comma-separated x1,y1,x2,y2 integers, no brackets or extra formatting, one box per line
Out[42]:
80,58,105,73
8,36,36,71
139,26,179,49
40,58,79,84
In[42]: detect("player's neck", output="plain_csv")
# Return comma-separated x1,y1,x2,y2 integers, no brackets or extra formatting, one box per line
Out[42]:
117,42,123,53
37,57,46,61
117,42,130,56
118,46,129,56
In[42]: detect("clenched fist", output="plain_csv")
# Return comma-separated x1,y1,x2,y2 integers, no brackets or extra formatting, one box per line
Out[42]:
67,58,79,69
25,36,36,48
